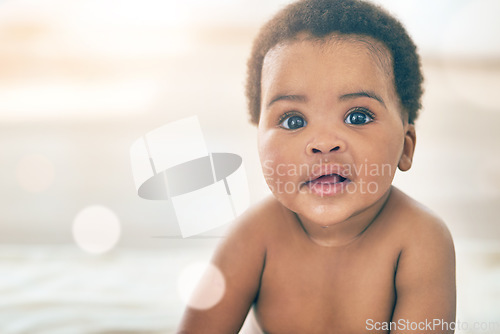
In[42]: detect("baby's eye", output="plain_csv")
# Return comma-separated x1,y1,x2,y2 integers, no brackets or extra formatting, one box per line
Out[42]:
344,109,374,125
280,114,307,130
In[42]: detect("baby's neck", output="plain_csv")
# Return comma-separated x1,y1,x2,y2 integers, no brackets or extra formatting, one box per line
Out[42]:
295,188,392,247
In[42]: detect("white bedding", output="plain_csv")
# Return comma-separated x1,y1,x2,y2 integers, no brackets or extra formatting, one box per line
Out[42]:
0,244,213,334
1,240,499,334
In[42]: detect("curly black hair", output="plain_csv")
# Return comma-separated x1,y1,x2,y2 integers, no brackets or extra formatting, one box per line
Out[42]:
246,0,423,125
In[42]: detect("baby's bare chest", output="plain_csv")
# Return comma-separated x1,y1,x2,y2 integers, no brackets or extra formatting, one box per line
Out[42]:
254,241,399,333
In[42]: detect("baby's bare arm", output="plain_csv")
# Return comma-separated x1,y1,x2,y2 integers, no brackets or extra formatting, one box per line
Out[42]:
391,216,456,334
177,204,268,334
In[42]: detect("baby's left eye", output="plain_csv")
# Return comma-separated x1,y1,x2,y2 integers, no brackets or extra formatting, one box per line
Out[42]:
344,109,374,125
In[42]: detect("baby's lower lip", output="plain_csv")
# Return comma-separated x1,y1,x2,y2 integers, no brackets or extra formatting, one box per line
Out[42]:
305,175,350,196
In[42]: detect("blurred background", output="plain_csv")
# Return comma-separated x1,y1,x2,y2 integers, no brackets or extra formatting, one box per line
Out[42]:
0,0,499,333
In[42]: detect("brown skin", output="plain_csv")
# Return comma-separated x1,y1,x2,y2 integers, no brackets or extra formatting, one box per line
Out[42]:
178,34,455,334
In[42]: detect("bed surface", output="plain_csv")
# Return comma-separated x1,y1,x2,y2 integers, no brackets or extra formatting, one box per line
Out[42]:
1,239,499,334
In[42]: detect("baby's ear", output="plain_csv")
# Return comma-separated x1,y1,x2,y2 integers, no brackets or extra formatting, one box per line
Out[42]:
398,124,416,172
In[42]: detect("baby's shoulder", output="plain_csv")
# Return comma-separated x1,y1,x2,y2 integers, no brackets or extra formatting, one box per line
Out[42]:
382,187,453,248
380,188,455,315
223,195,286,245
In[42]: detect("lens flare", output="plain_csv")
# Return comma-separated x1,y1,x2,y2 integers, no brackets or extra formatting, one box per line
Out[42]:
72,205,121,254
177,261,226,310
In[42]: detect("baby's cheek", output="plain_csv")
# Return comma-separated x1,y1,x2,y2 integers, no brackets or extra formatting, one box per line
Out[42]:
260,155,274,180
259,136,288,178
262,154,289,186
349,153,398,199
260,150,299,198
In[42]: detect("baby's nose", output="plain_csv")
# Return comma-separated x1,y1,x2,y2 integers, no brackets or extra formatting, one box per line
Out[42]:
308,144,341,154
305,131,346,155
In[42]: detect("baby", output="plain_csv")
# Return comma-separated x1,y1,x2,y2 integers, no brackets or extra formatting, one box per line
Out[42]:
178,0,456,333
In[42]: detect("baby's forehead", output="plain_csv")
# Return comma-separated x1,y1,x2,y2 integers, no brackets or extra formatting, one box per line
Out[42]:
261,32,403,116
270,32,394,79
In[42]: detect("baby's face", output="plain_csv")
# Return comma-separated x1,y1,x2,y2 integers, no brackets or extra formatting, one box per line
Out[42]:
257,34,414,227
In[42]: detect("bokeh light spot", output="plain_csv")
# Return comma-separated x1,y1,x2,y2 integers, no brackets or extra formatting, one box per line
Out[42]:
16,154,55,193
177,261,226,310
72,205,121,254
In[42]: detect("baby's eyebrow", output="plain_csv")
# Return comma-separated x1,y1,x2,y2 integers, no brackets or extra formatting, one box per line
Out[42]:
266,94,307,109
266,91,386,109
339,90,386,108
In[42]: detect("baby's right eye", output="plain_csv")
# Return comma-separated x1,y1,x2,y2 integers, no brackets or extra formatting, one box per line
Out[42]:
279,114,307,130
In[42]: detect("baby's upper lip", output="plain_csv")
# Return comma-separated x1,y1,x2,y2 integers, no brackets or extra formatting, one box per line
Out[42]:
306,164,351,183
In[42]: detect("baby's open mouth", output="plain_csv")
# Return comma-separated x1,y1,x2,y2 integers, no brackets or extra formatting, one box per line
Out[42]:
303,173,350,196
307,173,348,185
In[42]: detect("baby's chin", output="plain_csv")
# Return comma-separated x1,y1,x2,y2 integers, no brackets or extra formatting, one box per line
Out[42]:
276,195,354,227
297,204,354,227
